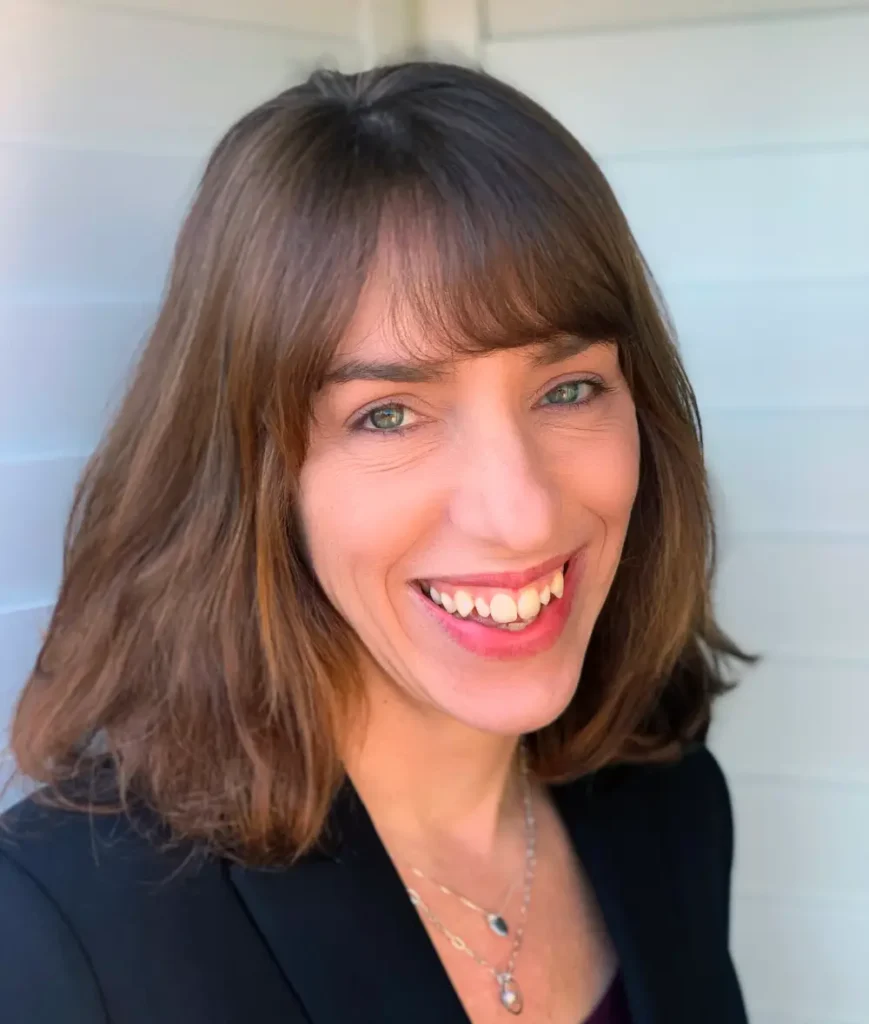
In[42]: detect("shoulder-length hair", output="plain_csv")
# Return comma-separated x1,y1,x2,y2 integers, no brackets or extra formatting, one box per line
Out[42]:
4,61,750,865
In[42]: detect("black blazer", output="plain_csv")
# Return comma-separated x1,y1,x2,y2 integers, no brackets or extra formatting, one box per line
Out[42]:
0,744,748,1024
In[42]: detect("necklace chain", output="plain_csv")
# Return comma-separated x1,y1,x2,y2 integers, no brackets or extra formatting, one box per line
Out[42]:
404,743,536,1014
407,865,519,921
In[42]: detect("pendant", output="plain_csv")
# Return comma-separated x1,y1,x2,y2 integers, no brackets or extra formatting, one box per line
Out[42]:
487,913,509,937
497,973,523,1015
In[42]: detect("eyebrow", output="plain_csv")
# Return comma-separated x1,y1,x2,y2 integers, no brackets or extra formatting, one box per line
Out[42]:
531,334,598,367
322,335,598,385
323,359,447,385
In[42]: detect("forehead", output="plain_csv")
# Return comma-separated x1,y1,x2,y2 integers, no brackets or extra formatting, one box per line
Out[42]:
327,272,600,385
334,271,434,358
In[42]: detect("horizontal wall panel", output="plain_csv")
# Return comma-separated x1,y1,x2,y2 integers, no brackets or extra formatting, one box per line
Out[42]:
711,657,869,785
0,302,153,458
0,604,51,717
486,0,869,35
0,3,361,152
702,411,869,534
665,278,869,412
0,457,86,609
731,897,869,1020
715,538,869,660
54,0,359,36
752,1016,861,1024
0,143,198,299
484,13,869,156
729,777,869,898
601,148,869,282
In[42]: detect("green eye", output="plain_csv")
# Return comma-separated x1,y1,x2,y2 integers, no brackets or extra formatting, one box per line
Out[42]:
542,380,589,406
367,405,405,431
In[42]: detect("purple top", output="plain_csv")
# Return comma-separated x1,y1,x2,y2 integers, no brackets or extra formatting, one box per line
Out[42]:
583,971,632,1024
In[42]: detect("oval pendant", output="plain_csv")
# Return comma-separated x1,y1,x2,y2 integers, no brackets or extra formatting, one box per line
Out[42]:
498,975,523,1015
487,913,509,937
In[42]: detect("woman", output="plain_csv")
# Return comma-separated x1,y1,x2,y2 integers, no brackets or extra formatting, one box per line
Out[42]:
0,61,751,1023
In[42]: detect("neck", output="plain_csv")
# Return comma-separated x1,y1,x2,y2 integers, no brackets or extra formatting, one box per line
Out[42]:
342,679,525,868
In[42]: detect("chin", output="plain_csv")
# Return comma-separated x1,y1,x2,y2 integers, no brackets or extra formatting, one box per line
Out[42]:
433,661,583,737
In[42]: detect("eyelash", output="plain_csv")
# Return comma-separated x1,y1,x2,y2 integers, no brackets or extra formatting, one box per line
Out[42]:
349,377,615,438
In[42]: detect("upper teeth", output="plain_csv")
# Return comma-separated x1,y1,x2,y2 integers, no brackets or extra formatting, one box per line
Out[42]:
424,566,565,625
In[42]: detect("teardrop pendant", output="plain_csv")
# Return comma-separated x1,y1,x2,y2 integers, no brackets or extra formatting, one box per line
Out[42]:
498,974,523,1014
487,913,509,937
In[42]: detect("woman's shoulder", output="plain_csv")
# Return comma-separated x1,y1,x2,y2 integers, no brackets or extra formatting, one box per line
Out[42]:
0,781,208,889
0,794,112,1023
593,741,731,813
554,743,736,940
0,783,239,1022
0,779,224,945
557,742,734,865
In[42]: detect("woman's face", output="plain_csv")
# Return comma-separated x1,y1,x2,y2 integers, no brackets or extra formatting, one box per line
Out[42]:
300,277,640,736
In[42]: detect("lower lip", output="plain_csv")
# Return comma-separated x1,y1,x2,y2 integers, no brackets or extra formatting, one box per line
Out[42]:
411,551,583,660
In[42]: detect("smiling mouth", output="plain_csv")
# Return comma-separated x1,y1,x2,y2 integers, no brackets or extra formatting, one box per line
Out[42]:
413,558,573,631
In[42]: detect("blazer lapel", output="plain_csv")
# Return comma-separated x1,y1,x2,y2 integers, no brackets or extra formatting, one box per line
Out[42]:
551,764,745,1024
551,772,676,1024
228,780,470,1024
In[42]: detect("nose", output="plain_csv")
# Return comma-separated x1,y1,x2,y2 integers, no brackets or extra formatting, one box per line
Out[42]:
447,415,557,554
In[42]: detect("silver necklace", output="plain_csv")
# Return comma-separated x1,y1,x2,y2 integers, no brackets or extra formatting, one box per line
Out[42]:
404,745,536,1015
406,865,519,937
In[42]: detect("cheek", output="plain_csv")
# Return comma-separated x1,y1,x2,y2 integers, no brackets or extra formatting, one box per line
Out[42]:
555,420,640,525
298,451,435,589
602,429,641,518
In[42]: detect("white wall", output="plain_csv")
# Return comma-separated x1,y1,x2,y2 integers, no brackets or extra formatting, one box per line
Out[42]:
0,0,410,799
419,1,869,1022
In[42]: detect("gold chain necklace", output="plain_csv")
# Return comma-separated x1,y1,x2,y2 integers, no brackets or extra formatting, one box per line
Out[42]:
404,745,536,1015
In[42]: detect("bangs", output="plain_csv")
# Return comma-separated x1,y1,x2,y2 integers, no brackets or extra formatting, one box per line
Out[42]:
261,75,648,414
366,160,636,365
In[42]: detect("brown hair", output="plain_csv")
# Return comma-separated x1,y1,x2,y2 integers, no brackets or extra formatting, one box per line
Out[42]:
3,61,750,865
